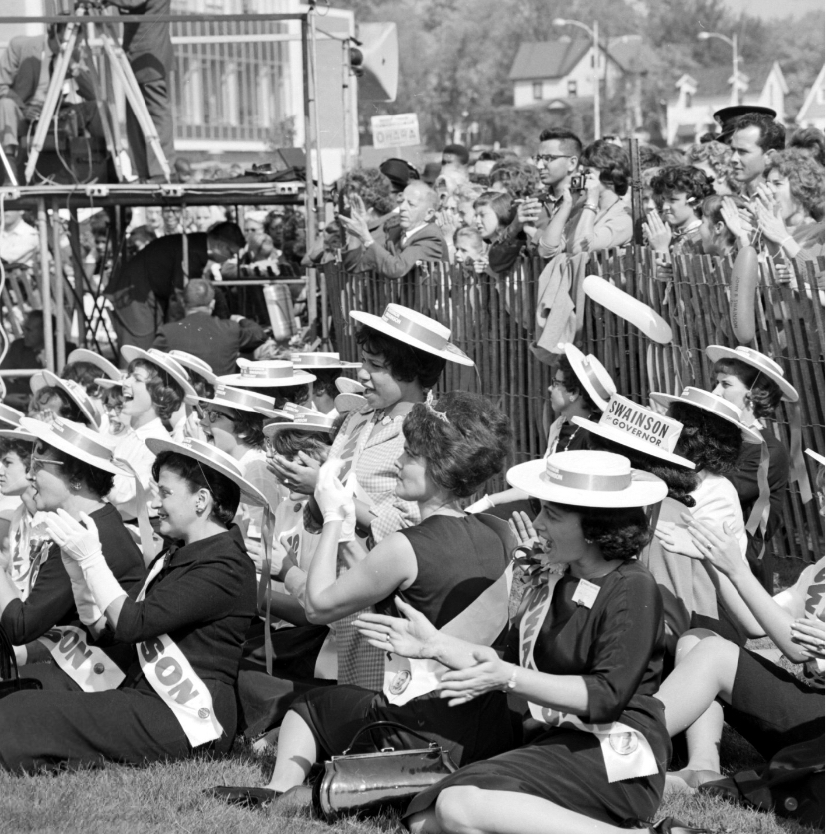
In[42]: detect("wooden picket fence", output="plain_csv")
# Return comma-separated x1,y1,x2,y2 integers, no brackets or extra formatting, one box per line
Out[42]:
324,246,825,563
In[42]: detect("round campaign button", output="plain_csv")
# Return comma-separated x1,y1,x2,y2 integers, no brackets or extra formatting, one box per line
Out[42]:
198,708,211,719
609,732,638,755
93,663,105,675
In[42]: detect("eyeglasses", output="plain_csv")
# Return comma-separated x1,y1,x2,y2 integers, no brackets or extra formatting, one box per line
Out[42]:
104,403,124,414
534,153,572,164
550,378,567,390
28,455,65,475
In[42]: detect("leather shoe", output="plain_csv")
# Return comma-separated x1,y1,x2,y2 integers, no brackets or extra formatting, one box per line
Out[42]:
205,786,281,808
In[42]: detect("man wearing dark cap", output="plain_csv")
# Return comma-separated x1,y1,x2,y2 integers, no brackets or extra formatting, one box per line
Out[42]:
728,112,785,198
379,157,419,194
441,143,470,177
152,279,266,375
106,221,246,353
713,104,776,145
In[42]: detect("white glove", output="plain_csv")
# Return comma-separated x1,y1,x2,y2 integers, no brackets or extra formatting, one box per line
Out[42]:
60,550,103,626
314,457,356,542
42,510,125,615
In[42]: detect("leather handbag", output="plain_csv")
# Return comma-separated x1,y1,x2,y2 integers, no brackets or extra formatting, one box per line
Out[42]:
0,624,43,700
312,720,457,821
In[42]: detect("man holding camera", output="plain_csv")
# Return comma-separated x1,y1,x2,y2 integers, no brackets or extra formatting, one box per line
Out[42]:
515,128,583,253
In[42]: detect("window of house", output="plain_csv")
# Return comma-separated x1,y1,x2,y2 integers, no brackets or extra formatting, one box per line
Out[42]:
685,92,692,108
533,81,542,100
567,80,577,97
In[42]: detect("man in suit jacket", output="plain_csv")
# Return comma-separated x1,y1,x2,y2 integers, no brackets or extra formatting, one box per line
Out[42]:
340,181,448,278
152,279,267,376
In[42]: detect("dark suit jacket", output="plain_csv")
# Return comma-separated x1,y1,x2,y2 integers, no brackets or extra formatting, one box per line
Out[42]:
152,310,267,376
351,222,448,279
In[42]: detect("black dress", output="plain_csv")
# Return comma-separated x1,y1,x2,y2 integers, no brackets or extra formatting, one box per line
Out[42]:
406,560,671,827
0,525,257,773
2,503,146,678
289,514,516,767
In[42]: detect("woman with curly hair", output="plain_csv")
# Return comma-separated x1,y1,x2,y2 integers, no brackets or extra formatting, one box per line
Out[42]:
684,141,735,196
537,140,632,258
645,166,715,256
211,391,518,808
358,451,702,834
645,388,762,649
754,148,824,270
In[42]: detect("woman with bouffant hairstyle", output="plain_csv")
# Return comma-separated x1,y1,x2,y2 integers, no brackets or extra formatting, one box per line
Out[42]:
211,391,517,808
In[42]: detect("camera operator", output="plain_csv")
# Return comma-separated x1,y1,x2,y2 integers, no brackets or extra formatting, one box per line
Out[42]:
105,0,174,182
0,19,93,172
535,139,632,258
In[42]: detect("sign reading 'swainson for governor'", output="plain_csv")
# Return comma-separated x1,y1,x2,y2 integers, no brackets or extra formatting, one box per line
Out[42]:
371,114,420,149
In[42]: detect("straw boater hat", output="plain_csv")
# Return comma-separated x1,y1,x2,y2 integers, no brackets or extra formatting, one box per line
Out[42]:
705,345,799,403
15,416,133,477
120,347,198,399
167,350,219,387
806,449,825,467
572,393,695,469
187,383,283,420
290,352,361,371
335,377,365,395
649,387,762,445
30,371,101,429
0,404,24,427
506,449,668,508
94,376,125,390
264,407,337,437
350,304,475,367
66,349,121,382
560,343,616,412
145,436,267,507
218,359,316,389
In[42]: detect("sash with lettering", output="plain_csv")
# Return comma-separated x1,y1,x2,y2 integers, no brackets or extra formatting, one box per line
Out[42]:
519,573,658,783
135,552,224,747
37,626,125,693
383,514,515,706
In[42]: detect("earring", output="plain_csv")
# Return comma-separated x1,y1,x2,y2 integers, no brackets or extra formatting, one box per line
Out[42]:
70,480,82,492
195,506,204,516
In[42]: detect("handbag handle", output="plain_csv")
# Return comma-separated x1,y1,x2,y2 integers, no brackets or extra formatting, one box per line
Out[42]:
0,624,20,683
342,720,440,756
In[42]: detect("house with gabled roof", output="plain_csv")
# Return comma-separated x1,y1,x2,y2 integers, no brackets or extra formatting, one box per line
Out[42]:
666,61,788,145
796,64,825,130
508,36,618,110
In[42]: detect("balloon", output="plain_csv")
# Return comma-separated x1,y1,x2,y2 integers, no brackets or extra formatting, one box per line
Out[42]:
730,245,758,344
583,275,673,345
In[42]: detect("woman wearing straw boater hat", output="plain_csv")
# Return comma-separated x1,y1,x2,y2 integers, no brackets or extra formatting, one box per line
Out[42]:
218,359,317,410
268,304,474,693
290,352,361,416
351,451,707,834
0,436,265,771
644,387,761,648
470,343,616,515
0,417,145,695
705,345,802,590
29,370,101,428
652,447,825,800
188,383,284,547
62,348,122,431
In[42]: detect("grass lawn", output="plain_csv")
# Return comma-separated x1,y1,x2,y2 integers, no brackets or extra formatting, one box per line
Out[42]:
0,559,820,834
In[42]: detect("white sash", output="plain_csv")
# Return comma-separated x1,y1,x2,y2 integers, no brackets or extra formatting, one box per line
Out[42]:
37,626,125,693
382,514,516,706
135,555,224,748
519,574,658,783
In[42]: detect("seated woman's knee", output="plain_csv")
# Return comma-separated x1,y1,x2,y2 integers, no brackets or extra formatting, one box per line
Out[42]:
435,786,484,834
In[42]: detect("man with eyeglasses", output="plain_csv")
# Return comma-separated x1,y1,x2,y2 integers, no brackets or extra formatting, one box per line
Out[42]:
517,128,583,249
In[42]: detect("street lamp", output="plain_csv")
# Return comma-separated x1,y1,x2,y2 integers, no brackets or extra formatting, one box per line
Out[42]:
698,31,740,106
553,17,600,140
